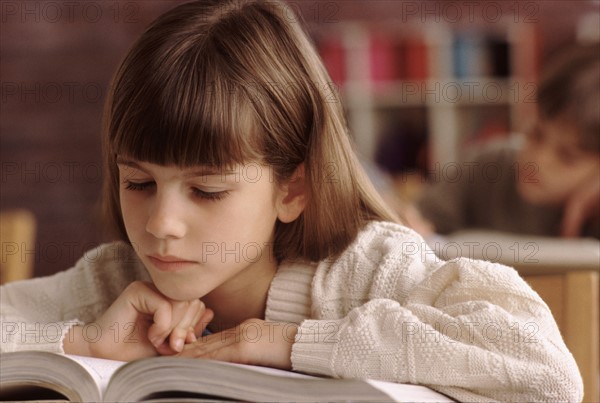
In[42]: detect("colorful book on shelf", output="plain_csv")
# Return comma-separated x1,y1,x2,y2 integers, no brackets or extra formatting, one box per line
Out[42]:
0,351,454,402
370,32,399,82
369,33,429,83
453,32,512,79
402,36,429,81
452,32,489,78
486,37,511,77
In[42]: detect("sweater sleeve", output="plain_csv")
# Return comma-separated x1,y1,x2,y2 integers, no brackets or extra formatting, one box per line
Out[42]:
291,223,583,402
0,242,148,353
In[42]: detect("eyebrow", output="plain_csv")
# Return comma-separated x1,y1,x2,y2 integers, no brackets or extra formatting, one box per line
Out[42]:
115,157,236,177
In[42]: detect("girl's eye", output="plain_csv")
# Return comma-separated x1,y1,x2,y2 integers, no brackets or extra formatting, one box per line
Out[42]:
123,180,228,201
125,181,155,191
192,188,229,201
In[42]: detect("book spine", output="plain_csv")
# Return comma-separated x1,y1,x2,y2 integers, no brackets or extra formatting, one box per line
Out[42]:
404,36,428,81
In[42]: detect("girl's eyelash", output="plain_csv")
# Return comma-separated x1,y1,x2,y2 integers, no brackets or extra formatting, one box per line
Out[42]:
124,180,229,201
192,188,230,201
125,181,154,191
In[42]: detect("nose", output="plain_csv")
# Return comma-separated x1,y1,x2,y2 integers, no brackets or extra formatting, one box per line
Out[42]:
145,191,187,239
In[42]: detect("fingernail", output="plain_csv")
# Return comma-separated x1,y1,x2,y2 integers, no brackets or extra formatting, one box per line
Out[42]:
174,338,184,352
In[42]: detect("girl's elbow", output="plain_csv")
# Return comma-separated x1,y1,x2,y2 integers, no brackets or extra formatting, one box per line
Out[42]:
534,357,584,402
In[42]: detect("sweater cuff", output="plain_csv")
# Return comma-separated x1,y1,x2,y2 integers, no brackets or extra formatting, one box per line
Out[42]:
291,318,344,376
0,319,83,354
57,319,84,354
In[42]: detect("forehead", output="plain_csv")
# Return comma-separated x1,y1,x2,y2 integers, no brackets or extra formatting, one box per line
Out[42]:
116,156,235,175
115,157,277,186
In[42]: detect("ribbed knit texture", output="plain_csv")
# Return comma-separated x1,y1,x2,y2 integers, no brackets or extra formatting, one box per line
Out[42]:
0,222,583,401
268,222,583,402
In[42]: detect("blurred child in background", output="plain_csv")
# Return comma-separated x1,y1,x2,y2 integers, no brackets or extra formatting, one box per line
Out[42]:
415,44,600,239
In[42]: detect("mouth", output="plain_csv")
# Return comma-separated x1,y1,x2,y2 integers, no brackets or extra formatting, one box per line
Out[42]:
147,254,197,272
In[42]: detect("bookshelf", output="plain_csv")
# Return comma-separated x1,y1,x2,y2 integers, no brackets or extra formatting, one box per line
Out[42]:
312,19,538,177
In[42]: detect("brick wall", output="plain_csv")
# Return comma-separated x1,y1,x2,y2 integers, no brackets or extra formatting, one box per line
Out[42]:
1,1,182,276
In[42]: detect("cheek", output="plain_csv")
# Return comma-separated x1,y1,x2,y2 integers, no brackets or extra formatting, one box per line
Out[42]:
119,191,132,221
227,194,276,230
119,191,145,235
223,185,278,237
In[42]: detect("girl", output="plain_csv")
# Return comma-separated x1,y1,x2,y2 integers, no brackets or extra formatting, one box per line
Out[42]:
0,0,583,401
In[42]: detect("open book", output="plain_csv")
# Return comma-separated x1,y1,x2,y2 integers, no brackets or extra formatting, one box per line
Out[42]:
0,351,453,402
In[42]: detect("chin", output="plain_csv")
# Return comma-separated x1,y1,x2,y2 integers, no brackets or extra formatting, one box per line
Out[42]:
152,279,205,301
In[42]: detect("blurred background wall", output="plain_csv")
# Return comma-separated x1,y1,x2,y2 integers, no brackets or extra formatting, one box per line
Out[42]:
1,0,598,277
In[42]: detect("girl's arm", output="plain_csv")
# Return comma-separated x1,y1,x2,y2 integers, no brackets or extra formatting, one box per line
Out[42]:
0,242,146,353
290,226,583,402
175,223,583,401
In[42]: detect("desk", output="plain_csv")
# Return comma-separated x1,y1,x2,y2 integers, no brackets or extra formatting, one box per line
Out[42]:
519,266,599,403
0,210,36,284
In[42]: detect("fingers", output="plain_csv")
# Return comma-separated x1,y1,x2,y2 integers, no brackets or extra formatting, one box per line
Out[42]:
177,320,297,370
178,331,240,361
561,203,586,237
167,299,205,352
124,281,210,353
562,180,600,237
193,308,215,337
186,327,198,343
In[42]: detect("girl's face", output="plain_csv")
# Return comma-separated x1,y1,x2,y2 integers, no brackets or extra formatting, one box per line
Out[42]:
117,158,283,301
517,119,600,205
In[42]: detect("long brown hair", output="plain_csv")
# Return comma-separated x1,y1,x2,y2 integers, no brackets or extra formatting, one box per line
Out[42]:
103,0,398,263
537,44,600,151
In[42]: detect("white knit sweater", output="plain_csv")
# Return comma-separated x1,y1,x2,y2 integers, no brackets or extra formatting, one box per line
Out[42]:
0,221,583,401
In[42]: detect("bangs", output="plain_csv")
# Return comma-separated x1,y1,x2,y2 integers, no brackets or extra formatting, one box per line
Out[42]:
108,37,262,169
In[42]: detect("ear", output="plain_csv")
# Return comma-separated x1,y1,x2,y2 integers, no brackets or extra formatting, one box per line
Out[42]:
276,164,307,224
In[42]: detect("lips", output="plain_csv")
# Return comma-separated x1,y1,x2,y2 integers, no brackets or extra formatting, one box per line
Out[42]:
147,254,196,272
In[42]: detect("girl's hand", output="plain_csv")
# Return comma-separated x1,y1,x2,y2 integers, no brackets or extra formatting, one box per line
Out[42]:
561,169,600,237
177,319,298,370
64,281,213,361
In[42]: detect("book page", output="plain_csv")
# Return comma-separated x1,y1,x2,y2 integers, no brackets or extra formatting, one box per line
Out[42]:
104,356,394,402
0,351,104,402
368,380,455,402
228,362,315,379
67,355,126,394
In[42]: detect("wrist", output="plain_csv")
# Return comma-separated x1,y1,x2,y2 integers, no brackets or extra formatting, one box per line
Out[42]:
63,325,92,357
